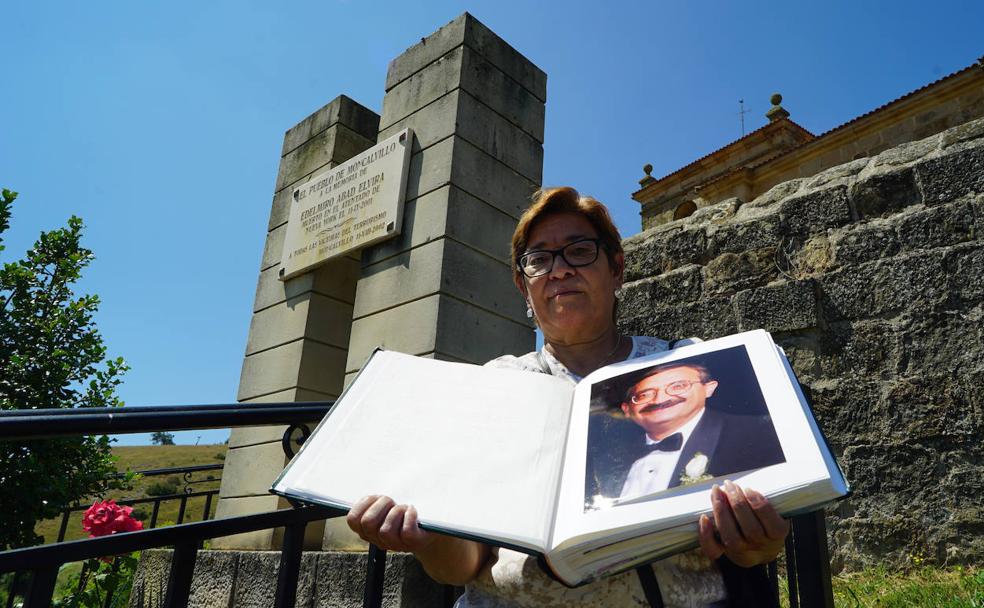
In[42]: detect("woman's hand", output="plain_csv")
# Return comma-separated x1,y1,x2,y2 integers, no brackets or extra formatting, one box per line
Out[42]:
347,495,435,553
698,481,789,568
346,495,490,585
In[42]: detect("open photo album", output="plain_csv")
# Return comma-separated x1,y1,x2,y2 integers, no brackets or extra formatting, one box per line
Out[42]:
271,329,848,586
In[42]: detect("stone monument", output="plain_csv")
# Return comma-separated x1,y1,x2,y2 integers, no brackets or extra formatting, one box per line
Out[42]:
214,11,546,560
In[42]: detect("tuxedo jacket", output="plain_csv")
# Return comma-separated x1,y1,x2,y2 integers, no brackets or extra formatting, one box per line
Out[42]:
616,407,786,495
664,407,786,490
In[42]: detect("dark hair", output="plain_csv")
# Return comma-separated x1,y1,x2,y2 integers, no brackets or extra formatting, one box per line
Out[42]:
621,362,715,403
511,186,623,284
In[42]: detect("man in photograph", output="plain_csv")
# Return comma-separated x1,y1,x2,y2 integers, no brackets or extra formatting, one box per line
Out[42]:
618,361,785,500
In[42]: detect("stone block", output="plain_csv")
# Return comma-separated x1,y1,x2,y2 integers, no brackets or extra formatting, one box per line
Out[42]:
705,214,780,259
238,339,347,401
745,177,805,209
702,248,776,295
803,157,869,191
898,308,984,377
895,200,975,253
830,220,900,265
282,95,379,157
229,388,334,449
186,551,239,608
261,223,287,271
128,548,173,607
322,518,369,551
346,294,534,373
211,494,284,549
403,135,537,219
815,320,902,379
807,378,884,446
883,374,981,440
779,185,853,235
850,166,922,218
618,264,703,313
276,123,377,192
379,89,543,183
245,293,353,355
914,143,984,204
385,12,546,103
312,551,447,608
361,186,516,267
268,183,296,232
231,551,319,608
842,443,940,510
945,243,984,302
253,255,360,312
218,441,288,498
353,238,524,321
868,132,940,169
817,251,946,320
734,280,818,333
618,295,737,342
382,45,544,143
938,116,984,150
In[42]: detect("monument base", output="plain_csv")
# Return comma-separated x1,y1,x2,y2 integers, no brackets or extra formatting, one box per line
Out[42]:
127,549,453,608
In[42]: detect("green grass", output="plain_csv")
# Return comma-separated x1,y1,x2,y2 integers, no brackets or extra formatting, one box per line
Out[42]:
34,444,228,544
780,567,984,607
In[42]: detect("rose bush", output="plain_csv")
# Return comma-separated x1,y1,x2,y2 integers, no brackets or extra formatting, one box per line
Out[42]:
82,500,143,537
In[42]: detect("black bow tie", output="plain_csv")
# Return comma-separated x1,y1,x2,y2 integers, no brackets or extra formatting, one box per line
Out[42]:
647,432,683,452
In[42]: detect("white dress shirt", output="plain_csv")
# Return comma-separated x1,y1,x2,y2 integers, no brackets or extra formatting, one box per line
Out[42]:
619,407,707,500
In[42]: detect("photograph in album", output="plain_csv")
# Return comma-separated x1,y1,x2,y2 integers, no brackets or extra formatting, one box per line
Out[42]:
271,329,848,586
583,345,786,511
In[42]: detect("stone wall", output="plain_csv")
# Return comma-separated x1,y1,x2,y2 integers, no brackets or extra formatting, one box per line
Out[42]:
128,549,447,608
618,117,984,570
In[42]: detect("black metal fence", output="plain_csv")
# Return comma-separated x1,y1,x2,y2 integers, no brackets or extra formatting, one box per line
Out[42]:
53,463,224,544
0,404,834,608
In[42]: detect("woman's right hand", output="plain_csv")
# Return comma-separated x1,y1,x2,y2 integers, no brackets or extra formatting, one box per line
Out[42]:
346,495,436,553
346,494,490,586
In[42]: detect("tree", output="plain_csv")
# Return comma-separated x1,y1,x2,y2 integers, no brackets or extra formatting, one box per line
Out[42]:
0,188,131,550
150,431,175,446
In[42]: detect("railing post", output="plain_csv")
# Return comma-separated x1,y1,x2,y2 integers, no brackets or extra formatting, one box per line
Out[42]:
791,511,834,608
163,541,198,608
274,522,307,608
363,544,387,608
23,567,58,608
785,530,799,608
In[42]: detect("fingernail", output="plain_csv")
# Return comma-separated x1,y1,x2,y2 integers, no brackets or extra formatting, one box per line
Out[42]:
747,489,764,506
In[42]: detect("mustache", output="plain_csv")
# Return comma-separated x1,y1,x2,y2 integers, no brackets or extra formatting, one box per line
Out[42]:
639,398,685,413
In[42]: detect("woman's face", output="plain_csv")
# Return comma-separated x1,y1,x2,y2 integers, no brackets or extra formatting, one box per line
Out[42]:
518,212,623,343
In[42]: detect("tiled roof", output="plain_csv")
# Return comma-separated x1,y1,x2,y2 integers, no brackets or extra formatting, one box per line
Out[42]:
640,117,815,191
695,59,984,190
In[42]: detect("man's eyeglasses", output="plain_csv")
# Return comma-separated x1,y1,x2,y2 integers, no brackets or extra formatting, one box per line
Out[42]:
628,380,702,405
517,239,602,278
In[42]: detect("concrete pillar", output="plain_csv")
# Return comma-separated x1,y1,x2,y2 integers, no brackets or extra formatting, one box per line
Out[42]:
320,12,547,550
214,96,380,550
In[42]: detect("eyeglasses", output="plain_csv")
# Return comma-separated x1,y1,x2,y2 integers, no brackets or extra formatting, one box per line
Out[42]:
517,239,602,278
628,380,702,405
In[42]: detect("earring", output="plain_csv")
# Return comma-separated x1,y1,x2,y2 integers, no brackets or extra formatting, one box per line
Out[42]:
526,304,534,319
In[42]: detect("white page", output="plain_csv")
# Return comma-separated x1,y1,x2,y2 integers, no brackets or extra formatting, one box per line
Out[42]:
550,329,841,552
273,350,574,551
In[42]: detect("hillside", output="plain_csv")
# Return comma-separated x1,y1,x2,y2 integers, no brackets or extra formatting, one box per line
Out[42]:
35,444,228,544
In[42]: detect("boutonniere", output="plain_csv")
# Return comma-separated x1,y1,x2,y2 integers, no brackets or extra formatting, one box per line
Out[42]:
679,452,713,486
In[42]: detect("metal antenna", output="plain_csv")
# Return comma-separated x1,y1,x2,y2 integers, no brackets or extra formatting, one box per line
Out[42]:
738,99,749,137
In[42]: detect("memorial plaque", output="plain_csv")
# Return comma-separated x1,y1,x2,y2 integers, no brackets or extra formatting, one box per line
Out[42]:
279,128,413,280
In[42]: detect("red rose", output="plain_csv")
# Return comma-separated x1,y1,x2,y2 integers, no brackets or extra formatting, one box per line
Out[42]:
82,500,144,537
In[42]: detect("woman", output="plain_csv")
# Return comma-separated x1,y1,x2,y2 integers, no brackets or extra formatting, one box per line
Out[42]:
347,187,788,607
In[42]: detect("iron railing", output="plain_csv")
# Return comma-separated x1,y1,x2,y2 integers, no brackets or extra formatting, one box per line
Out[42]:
0,404,834,608
54,463,224,543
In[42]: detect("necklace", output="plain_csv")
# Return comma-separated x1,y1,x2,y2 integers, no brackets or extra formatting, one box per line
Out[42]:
600,334,626,366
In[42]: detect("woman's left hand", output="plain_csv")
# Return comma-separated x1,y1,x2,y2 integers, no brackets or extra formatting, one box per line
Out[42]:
698,480,789,567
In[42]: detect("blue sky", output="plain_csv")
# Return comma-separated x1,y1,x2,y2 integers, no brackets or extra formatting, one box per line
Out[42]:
2,1,981,445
